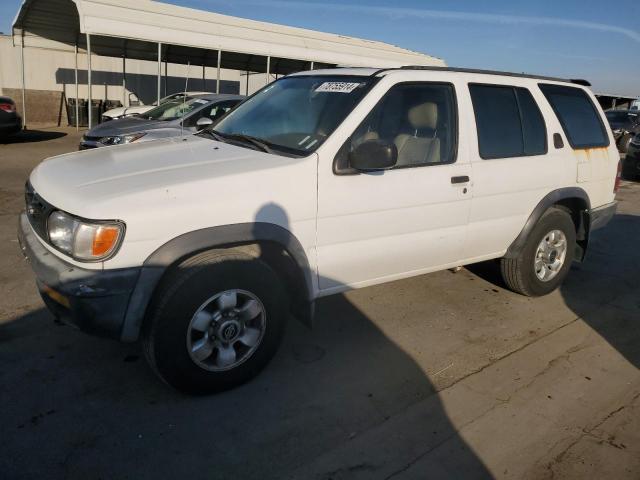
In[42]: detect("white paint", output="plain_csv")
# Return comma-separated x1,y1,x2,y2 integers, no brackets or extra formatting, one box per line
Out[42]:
27,68,619,295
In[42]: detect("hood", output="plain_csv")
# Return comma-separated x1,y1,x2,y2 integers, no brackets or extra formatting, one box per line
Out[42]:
103,105,153,118
86,115,176,137
29,135,301,219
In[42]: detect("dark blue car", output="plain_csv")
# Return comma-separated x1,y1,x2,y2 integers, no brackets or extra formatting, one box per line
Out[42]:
0,96,22,138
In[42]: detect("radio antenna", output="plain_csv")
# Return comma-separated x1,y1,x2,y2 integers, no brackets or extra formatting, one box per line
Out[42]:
181,61,191,138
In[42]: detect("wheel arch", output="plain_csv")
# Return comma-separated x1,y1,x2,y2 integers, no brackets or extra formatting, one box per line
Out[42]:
505,187,591,262
120,223,315,342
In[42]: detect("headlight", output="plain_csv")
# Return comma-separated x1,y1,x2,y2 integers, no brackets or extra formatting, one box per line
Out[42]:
47,211,124,261
99,132,146,146
612,129,622,135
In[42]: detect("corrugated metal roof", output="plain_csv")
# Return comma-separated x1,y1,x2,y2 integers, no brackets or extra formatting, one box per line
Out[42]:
12,0,446,68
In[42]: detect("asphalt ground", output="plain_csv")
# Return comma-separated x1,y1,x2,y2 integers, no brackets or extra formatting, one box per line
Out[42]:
1,127,639,479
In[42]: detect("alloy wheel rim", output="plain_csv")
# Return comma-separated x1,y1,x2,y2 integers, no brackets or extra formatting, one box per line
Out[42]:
534,229,567,282
186,289,266,371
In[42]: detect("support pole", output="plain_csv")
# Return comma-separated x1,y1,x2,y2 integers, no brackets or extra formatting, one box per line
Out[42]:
75,43,79,131
245,70,249,96
310,61,314,71
157,42,162,105
87,33,92,130
164,59,168,97
216,50,221,94
19,33,27,129
202,63,206,90
266,56,270,85
122,51,126,107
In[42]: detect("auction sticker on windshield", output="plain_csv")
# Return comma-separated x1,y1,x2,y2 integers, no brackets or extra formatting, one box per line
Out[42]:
315,82,361,93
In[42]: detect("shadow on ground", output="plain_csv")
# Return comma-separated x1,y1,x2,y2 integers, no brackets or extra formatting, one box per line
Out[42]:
0,202,492,479
0,295,492,479
1,130,68,145
469,212,640,369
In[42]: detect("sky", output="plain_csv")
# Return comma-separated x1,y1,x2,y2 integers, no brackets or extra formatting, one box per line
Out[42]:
1,0,639,97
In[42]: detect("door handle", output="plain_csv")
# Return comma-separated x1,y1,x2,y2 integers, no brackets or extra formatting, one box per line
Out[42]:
451,175,470,184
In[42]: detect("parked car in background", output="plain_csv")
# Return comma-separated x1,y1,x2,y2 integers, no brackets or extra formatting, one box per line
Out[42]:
81,93,243,149
0,96,22,138
20,67,619,394
631,99,639,110
623,132,640,179
605,110,640,153
101,91,211,122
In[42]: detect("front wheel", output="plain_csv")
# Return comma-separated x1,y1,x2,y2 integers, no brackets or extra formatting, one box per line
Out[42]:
500,207,576,297
142,250,288,394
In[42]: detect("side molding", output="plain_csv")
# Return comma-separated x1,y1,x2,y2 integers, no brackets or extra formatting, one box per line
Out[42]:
504,187,591,260
120,223,314,342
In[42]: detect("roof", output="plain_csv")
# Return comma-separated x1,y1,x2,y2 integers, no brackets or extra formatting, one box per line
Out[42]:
291,66,591,88
12,0,446,70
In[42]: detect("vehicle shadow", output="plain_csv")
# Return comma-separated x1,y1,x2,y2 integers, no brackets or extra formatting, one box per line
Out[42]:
0,207,492,479
0,302,491,479
0,129,68,145
560,212,640,368
468,213,640,369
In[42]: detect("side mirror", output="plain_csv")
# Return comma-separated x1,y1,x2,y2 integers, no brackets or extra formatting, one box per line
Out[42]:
349,139,397,171
196,117,214,129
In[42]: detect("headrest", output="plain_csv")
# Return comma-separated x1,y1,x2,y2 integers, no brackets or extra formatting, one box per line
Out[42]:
408,102,438,130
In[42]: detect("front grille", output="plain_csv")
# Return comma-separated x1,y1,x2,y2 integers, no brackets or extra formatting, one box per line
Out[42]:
25,181,55,241
82,135,102,142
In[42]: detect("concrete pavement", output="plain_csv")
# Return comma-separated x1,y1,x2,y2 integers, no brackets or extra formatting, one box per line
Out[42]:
0,128,638,479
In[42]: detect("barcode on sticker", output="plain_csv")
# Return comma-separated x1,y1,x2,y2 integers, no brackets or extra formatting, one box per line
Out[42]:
315,82,361,93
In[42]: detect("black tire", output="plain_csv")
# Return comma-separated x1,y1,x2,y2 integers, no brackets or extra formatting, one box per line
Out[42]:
142,249,288,394
619,133,632,154
622,157,639,181
500,207,576,297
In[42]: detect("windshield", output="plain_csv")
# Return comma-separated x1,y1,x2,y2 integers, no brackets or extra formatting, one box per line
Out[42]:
144,97,209,121
212,75,374,155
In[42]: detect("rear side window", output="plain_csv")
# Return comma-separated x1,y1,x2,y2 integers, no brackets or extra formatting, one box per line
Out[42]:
539,84,609,149
469,84,547,159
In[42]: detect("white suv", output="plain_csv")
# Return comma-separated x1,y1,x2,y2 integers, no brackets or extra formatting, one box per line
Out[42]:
19,67,619,393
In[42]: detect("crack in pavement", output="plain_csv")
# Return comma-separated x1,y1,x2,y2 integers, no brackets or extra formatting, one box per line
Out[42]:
544,390,640,480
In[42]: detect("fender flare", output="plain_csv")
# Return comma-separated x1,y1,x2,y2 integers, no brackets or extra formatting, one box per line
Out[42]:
504,187,591,260
120,223,314,342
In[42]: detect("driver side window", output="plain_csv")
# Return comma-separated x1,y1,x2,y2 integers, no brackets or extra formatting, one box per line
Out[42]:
335,82,457,174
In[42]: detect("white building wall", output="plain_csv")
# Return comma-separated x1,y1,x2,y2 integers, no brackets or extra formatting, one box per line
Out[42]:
0,35,242,106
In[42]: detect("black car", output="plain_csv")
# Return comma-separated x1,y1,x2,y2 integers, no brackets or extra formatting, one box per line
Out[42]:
605,110,640,153
0,96,22,138
623,132,640,180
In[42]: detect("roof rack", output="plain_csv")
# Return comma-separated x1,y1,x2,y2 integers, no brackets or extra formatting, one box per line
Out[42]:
371,66,591,87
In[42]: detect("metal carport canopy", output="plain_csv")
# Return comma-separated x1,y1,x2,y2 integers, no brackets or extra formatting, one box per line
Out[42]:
11,0,445,129
12,0,446,68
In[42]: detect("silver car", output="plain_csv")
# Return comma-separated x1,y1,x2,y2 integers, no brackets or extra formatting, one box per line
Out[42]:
80,93,243,149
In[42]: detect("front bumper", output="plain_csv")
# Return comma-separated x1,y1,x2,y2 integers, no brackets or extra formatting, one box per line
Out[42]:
18,212,140,339
589,201,617,232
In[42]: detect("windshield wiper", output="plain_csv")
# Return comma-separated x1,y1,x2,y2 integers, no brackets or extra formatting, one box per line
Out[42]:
224,133,274,154
198,129,228,143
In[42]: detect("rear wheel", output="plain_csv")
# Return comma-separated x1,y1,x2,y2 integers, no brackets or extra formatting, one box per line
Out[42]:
142,250,288,394
500,207,576,296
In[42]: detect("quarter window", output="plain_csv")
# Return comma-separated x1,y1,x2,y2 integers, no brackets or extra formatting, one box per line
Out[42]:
539,84,609,149
469,84,547,159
